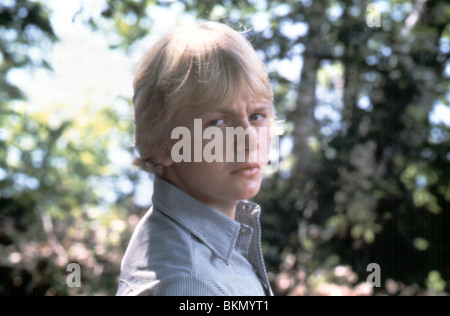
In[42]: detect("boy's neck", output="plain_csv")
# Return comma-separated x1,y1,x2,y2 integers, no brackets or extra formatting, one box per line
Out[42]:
160,170,238,220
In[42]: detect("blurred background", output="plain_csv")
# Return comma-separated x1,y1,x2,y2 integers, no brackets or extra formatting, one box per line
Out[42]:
0,0,449,296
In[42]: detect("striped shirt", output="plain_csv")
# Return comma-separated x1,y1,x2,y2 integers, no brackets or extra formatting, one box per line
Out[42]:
116,175,272,296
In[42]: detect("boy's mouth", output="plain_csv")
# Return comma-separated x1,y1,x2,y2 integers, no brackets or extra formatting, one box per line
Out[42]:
230,162,261,176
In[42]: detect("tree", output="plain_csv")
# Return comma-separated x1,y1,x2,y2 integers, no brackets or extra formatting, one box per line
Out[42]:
1,0,57,295
0,0,139,296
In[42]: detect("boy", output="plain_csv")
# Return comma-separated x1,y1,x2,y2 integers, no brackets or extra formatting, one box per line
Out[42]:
117,21,274,296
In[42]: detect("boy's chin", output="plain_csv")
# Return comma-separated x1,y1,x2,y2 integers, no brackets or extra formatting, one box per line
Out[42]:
232,180,262,200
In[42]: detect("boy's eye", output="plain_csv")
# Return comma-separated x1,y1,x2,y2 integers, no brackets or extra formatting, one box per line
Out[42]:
207,118,226,127
250,113,267,122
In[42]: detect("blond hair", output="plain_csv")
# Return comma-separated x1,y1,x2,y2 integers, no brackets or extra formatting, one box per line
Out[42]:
133,21,274,173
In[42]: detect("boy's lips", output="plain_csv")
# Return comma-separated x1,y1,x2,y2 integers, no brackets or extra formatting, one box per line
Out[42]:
231,162,261,175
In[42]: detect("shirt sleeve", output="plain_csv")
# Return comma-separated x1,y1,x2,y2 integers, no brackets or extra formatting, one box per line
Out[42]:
142,273,226,296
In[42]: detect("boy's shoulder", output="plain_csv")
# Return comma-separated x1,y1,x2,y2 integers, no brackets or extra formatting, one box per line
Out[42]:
117,207,226,296
122,207,196,271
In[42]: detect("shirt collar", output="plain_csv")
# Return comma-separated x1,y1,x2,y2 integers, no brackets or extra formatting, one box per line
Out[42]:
152,175,261,264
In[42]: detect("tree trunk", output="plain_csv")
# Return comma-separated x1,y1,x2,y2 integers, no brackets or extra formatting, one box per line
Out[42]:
290,0,326,177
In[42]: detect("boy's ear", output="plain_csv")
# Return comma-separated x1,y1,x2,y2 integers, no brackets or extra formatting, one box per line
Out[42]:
159,148,174,168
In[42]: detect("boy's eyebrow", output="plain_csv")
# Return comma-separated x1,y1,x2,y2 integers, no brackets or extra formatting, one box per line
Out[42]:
201,105,270,117
248,105,271,113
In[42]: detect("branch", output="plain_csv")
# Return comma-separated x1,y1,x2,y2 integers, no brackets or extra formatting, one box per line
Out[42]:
400,0,429,37
41,213,69,267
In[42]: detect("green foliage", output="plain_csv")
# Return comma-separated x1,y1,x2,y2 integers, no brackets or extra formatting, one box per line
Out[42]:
0,96,140,295
0,0,56,101
0,1,140,296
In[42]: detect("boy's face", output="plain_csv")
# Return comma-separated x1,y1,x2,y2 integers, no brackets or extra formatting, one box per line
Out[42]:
161,95,271,218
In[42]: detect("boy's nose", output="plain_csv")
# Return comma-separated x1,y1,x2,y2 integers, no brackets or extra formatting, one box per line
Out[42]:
234,121,259,155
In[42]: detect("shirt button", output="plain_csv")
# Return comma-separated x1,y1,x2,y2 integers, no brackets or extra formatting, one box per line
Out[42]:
243,204,252,213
